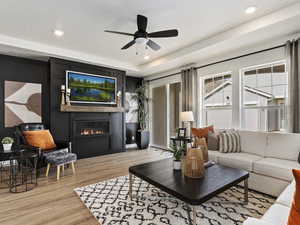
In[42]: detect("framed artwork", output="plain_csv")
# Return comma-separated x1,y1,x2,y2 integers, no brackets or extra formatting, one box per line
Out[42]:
4,81,42,127
177,128,186,138
125,92,138,123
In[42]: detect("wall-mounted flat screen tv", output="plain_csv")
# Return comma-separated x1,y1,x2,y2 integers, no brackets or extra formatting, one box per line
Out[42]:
66,71,117,104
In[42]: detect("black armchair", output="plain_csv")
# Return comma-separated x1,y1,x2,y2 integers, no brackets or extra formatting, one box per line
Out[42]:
14,123,71,168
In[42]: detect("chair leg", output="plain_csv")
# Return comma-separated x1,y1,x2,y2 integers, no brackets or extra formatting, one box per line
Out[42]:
62,164,65,176
46,163,51,177
56,166,60,180
71,162,76,174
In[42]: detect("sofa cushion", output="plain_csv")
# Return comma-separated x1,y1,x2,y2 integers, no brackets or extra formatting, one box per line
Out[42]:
262,204,290,225
266,132,300,161
217,153,262,171
243,218,273,225
253,158,300,181
277,180,295,207
208,150,223,163
238,130,268,157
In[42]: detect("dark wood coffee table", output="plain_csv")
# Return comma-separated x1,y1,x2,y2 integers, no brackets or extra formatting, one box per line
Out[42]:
129,158,249,224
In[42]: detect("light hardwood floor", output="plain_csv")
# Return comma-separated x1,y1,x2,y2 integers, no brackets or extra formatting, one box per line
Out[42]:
0,149,169,225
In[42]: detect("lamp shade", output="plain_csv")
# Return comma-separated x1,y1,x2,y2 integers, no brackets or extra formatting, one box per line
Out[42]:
180,111,194,122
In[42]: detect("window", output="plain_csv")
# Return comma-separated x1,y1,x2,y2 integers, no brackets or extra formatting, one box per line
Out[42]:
202,72,232,129
241,62,287,131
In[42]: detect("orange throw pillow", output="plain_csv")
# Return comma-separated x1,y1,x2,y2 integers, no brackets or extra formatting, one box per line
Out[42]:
287,169,300,225
191,125,214,138
23,130,56,150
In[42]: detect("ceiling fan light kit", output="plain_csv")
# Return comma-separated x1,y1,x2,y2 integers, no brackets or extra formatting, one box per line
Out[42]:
135,37,148,45
105,14,179,52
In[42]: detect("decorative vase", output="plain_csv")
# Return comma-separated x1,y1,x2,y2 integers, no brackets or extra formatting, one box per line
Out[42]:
3,144,12,152
194,137,209,162
136,130,150,149
173,160,181,170
184,147,205,178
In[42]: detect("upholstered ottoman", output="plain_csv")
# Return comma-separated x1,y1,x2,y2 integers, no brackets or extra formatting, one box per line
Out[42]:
44,150,77,180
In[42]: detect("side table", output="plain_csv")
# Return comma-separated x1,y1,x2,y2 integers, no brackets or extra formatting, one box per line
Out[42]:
10,150,38,193
0,150,15,189
170,136,192,149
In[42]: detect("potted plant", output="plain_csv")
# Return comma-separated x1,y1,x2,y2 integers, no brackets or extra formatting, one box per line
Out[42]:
167,143,184,170
1,137,14,152
132,84,150,149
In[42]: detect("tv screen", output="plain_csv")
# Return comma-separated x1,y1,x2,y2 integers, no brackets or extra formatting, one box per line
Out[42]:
66,71,117,104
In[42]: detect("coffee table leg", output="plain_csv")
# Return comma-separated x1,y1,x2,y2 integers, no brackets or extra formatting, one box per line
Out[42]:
244,179,249,204
129,173,133,200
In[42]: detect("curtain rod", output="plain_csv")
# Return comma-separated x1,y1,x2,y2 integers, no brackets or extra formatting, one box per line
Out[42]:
147,44,285,82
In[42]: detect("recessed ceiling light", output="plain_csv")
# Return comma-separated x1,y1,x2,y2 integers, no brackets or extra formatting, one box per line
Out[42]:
53,29,64,37
245,6,257,14
144,55,150,60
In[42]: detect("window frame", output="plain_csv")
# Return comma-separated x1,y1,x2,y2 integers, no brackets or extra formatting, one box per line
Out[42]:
240,60,288,132
201,71,233,129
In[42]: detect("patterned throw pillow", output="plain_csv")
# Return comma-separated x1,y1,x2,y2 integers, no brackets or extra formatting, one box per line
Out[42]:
219,130,241,153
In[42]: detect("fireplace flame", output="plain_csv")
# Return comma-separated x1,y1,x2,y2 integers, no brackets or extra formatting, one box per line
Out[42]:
80,129,104,136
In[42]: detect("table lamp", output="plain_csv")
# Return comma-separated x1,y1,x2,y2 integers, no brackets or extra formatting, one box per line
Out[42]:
180,111,194,137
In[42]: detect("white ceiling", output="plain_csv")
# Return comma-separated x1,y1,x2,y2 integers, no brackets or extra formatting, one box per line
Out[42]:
0,0,299,76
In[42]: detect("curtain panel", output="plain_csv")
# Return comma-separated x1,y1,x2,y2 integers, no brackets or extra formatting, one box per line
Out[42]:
286,38,300,133
181,67,199,127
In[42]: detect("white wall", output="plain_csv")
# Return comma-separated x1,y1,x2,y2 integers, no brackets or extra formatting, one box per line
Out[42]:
148,45,286,126
147,37,291,146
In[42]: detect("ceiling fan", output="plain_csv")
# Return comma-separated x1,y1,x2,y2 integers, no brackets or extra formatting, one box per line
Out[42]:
104,14,178,51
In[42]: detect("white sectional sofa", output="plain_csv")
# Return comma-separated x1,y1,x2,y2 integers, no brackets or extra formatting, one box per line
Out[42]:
208,130,300,197
243,180,294,225
208,130,300,225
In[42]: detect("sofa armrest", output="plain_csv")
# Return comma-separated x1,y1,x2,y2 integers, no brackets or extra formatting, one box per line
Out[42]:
243,218,273,225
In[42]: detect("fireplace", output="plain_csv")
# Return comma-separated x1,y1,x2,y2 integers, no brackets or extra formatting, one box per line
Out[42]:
74,120,110,138
72,119,110,159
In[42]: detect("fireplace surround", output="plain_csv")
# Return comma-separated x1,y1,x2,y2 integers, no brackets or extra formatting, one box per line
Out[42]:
49,58,126,159
72,119,111,159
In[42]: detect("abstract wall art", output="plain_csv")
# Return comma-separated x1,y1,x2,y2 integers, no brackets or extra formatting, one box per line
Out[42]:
4,81,42,127
125,92,138,123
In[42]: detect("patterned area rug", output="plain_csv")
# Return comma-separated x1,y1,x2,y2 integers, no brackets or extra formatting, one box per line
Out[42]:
74,176,275,225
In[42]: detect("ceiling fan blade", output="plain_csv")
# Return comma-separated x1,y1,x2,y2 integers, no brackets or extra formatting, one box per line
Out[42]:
121,40,136,50
137,15,147,32
104,30,134,36
147,39,161,51
148,29,178,38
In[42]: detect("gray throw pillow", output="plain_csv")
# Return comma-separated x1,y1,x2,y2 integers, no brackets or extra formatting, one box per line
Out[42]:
207,132,219,151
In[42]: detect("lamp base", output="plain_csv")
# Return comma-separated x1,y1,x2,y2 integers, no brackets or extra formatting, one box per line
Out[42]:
182,122,192,137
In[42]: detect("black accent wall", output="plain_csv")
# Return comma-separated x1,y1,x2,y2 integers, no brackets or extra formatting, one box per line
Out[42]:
0,54,132,159
126,76,142,93
0,54,49,138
